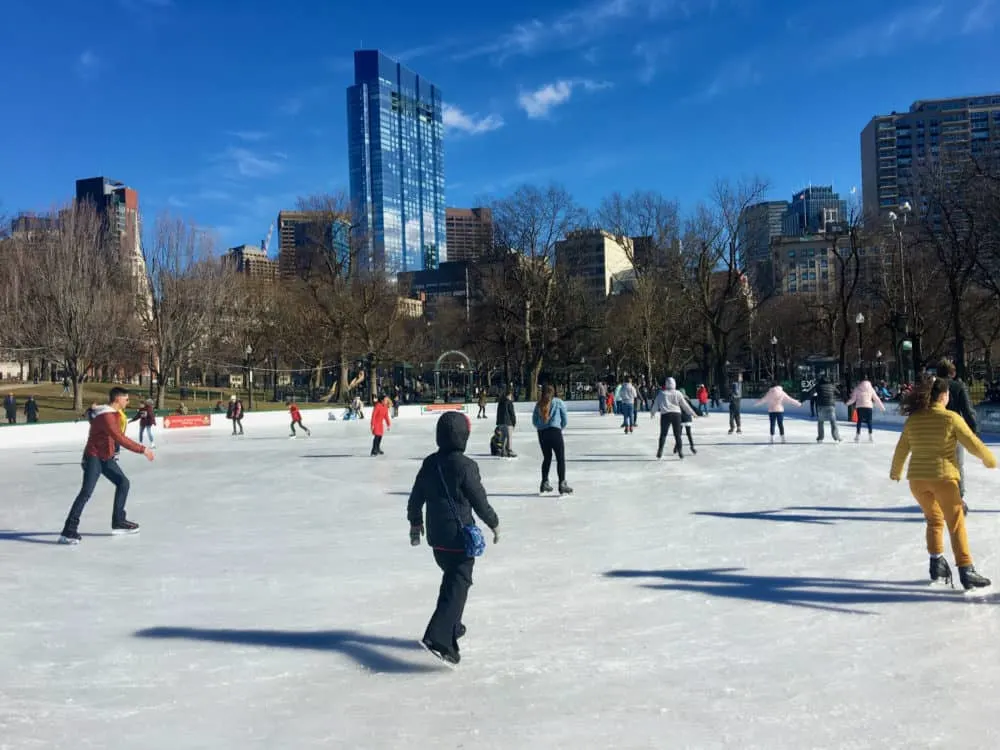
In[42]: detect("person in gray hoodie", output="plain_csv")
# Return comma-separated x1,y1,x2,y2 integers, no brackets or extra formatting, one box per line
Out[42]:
728,374,743,435
650,377,698,459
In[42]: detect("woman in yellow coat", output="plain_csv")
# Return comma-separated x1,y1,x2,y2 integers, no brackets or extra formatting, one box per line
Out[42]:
891,375,996,591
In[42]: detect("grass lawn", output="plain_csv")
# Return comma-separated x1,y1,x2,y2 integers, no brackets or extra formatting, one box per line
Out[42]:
0,382,296,424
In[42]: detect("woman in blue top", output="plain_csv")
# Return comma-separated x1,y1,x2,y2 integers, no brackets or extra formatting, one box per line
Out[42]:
532,384,573,496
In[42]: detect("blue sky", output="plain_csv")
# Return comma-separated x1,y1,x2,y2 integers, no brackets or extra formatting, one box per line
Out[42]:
1,0,997,249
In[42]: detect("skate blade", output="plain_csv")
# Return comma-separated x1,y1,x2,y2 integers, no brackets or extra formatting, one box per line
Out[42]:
963,585,993,598
111,528,140,536
58,536,80,545
418,640,458,669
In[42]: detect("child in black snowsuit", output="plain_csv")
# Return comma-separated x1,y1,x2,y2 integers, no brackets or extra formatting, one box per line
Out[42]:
407,412,500,666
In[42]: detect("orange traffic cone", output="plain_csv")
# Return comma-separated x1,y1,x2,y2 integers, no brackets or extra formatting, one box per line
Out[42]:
851,409,859,423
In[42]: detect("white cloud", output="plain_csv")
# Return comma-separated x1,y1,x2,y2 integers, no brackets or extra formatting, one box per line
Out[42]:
214,148,285,178
442,104,505,135
76,50,99,80
227,130,269,142
517,79,611,119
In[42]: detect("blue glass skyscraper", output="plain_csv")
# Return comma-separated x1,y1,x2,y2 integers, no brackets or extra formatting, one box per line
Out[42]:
347,50,446,274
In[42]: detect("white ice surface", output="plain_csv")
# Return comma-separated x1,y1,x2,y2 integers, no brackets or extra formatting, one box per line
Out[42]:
3,409,1000,750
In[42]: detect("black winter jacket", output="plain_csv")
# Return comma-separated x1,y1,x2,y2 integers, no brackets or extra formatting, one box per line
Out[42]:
496,396,517,427
812,379,839,408
946,378,977,433
407,412,499,551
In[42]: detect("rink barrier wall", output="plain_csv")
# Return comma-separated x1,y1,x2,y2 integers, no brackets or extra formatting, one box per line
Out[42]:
2,399,998,449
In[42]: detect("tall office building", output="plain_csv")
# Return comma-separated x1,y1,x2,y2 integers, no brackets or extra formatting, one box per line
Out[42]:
781,186,847,236
227,244,277,281
445,207,492,262
554,230,633,300
739,201,787,266
861,94,1000,216
75,176,146,283
277,210,351,279
347,50,446,274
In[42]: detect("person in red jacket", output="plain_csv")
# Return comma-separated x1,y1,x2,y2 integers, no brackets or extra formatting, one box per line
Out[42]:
696,384,709,416
289,401,311,438
129,399,157,447
370,395,392,456
59,387,155,544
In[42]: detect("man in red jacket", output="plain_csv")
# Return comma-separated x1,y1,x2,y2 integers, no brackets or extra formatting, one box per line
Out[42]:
59,387,155,545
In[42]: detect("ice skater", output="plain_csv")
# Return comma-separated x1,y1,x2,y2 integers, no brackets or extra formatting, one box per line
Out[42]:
129,399,157,447
728,374,743,435
619,376,638,434
532,384,572,495
407,411,500,666
935,358,977,513
370,395,391,456
651,377,697,459
289,401,311,438
476,389,488,419
890,375,994,591
812,374,841,443
678,387,698,455
59,387,154,544
495,388,517,458
756,381,801,444
226,395,244,435
847,375,885,442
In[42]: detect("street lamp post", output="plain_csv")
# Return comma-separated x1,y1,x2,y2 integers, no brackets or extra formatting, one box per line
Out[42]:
770,336,778,381
856,313,866,378
244,344,253,411
876,350,884,382
272,350,279,403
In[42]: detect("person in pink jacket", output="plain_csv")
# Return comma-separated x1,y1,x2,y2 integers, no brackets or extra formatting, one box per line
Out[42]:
846,376,885,442
756,382,802,444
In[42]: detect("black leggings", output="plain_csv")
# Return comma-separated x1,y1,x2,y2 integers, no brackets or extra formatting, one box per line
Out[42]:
538,428,566,483
855,407,873,434
769,413,785,436
658,413,683,456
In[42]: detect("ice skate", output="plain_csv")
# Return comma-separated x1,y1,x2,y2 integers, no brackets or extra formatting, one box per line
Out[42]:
854,434,860,443
769,435,774,445
557,481,574,496
419,638,459,667
58,529,81,545
868,434,874,443
959,566,991,593
929,556,953,588
540,480,554,495
111,520,139,535
728,428,734,435
963,501,970,515
781,436,787,444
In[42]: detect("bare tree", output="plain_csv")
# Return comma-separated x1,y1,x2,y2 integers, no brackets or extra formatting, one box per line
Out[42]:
140,214,233,408
16,202,133,410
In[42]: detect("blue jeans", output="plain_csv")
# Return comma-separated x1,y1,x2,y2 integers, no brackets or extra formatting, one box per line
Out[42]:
64,455,131,532
139,424,154,444
769,413,785,436
620,403,635,428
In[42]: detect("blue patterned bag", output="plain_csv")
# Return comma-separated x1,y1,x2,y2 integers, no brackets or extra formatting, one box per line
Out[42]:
437,464,486,557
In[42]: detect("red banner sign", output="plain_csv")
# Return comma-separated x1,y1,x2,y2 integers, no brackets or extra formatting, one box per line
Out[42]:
162,414,211,429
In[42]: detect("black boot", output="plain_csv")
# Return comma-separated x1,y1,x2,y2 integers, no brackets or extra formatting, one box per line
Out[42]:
540,480,553,494
959,565,991,591
929,556,953,587
963,501,970,515
558,481,574,495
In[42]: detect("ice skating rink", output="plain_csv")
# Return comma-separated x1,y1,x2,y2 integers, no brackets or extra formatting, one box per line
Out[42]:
3,408,1000,750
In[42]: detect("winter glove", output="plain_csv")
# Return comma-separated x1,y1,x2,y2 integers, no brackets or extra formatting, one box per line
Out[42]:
491,527,499,544
409,525,424,546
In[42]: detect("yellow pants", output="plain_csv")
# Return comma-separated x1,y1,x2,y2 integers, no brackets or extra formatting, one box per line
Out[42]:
909,479,972,567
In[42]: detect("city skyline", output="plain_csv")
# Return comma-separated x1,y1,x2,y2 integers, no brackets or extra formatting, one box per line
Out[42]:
0,0,997,248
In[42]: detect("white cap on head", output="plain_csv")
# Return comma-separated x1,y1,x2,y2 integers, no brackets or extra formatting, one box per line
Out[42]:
230,395,237,401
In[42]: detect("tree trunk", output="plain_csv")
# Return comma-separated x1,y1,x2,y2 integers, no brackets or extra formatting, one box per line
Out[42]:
530,356,544,400
951,291,967,380
72,360,84,412
338,344,350,402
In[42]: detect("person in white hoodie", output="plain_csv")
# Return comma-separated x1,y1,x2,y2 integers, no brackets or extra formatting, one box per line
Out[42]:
619,376,639,434
756,381,802,444
650,377,698,459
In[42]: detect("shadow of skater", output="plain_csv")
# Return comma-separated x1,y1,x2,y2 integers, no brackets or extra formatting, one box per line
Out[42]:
603,567,992,615
693,509,926,525
0,530,114,545
134,627,441,673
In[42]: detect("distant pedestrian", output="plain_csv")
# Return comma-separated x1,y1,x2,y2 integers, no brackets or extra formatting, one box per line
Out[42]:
24,396,39,424
3,393,16,425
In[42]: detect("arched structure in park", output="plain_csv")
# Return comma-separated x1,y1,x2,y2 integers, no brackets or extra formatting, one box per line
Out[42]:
433,350,473,401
